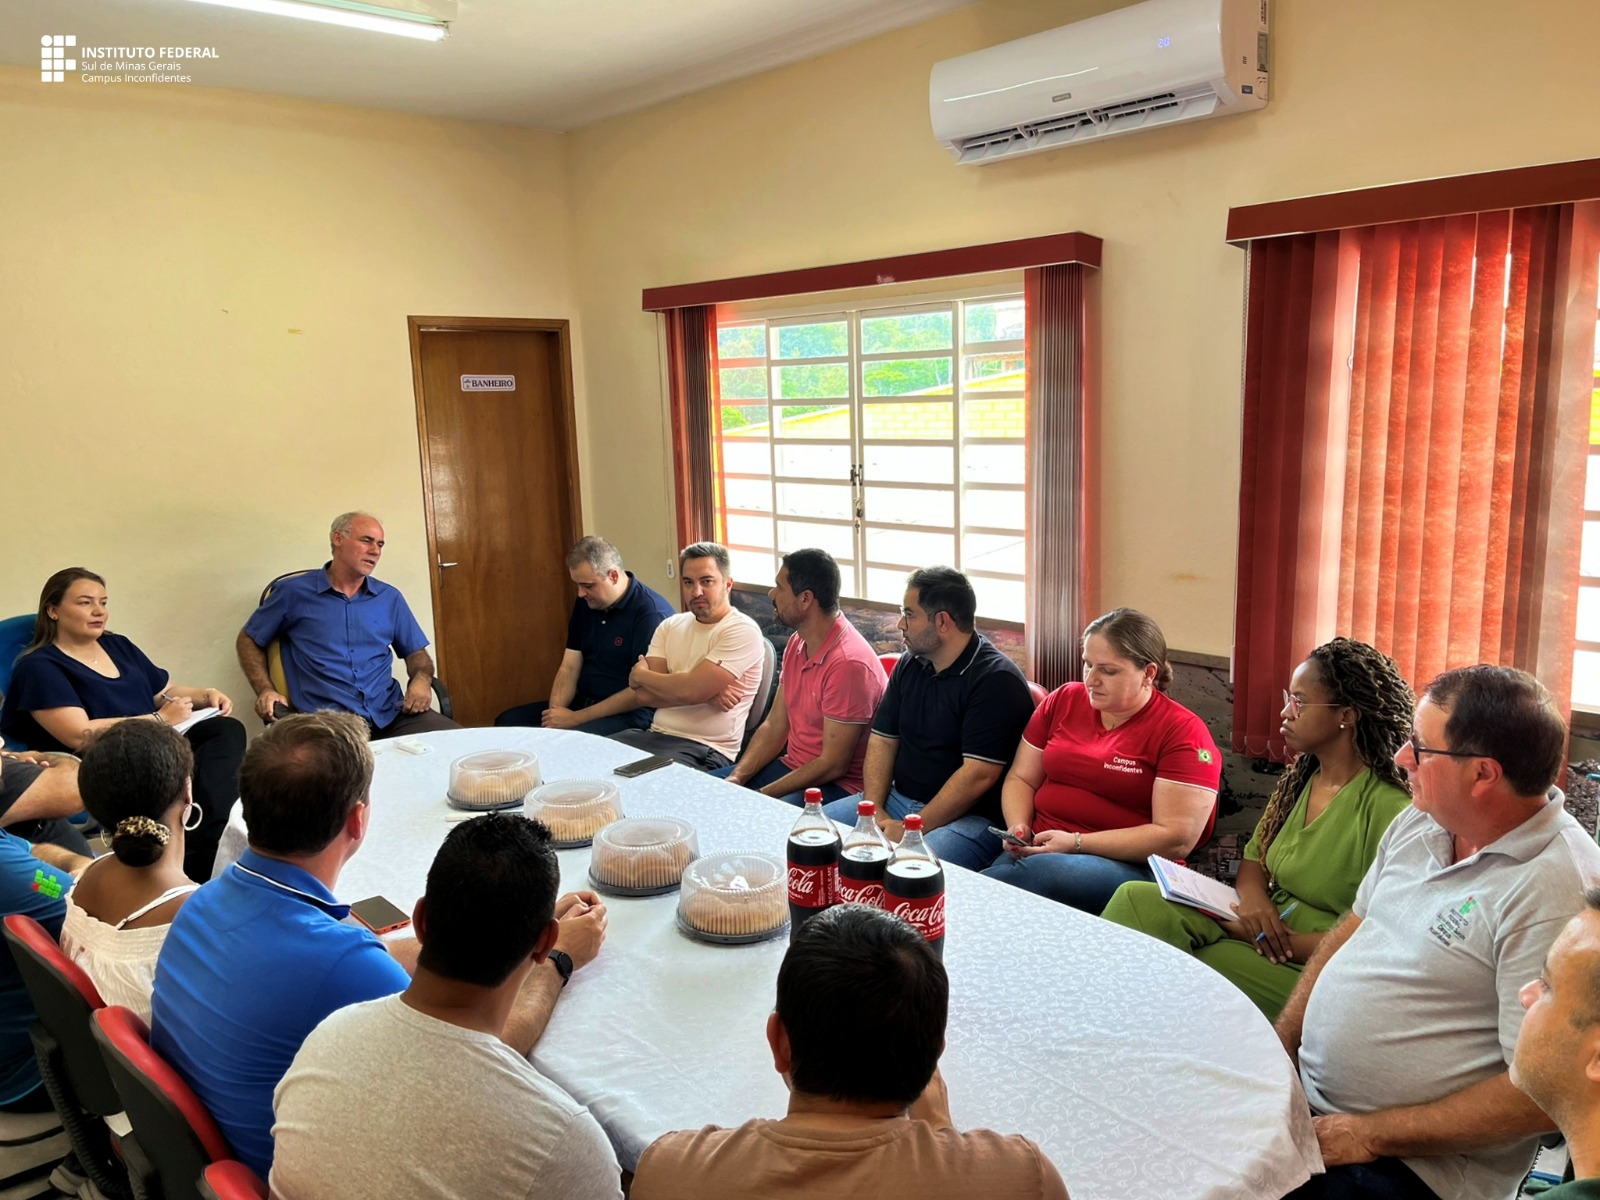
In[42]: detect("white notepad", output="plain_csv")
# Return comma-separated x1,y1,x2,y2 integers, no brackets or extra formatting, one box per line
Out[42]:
1147,854,1240,921
171,706,220,734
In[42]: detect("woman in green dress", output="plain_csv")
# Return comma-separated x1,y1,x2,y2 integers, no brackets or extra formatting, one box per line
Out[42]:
1101,638,1414,1020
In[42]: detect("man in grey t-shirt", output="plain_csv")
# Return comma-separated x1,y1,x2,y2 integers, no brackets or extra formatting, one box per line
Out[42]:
270,814,617,1200
1276,665,1600,1200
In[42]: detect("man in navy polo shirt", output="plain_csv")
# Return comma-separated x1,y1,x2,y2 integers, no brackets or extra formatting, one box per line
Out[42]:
496,536,674,735
236,512,459,740
822,567,1035,871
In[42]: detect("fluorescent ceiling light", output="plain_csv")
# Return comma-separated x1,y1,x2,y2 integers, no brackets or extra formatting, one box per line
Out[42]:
177,0,454,41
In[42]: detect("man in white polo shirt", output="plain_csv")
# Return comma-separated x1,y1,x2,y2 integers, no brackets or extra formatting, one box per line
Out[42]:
1277,665,1600,1200
613,543,766,772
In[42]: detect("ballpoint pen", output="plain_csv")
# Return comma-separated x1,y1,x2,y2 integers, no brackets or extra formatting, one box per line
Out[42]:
1254,901,1299,941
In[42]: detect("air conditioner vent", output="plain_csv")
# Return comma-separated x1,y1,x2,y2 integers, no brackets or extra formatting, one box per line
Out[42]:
952,85,1221,164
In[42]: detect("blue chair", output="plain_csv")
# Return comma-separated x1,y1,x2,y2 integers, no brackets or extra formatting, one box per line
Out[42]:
0,613,93,834
0,614,33,750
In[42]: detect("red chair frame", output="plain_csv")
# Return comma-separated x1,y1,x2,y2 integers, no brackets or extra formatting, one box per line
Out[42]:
91,1006,232,1200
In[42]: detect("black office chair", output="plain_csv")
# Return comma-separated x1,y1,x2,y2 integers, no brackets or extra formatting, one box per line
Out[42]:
257,571,453,720
91,1007,232,1200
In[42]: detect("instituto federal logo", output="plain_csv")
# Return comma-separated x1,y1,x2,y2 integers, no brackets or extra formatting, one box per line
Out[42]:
40,35,76,83
39,36,220,86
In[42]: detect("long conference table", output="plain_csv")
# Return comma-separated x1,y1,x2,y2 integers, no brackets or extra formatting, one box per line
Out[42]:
214,727,1323,1199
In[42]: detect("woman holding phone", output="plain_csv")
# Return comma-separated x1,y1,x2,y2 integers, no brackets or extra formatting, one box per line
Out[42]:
980,609,1222,915
0,567,244,880
1102,638,1413,1019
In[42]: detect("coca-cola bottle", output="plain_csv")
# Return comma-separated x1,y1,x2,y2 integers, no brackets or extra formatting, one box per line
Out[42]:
883,813,945,958
838,800,891,908
786,788,841,938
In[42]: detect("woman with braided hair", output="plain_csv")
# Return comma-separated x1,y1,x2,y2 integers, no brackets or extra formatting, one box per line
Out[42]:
59,720,202,1023
1102,637,1413,1020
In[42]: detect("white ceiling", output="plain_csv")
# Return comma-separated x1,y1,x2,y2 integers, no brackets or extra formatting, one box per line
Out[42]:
0,0,974,130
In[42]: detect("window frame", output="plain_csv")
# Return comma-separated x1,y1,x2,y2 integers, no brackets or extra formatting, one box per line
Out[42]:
1571,301,1600,720
715,283,1027,625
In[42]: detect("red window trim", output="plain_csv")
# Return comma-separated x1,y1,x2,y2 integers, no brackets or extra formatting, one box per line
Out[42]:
642,232,1101,312
1227,156,1600,245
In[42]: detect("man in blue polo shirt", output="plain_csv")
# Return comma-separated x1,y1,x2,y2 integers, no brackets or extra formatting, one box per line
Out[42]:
822,567,1035,871
150,711,409,1179
236,511,459,739
150,712,607,1181
496,536,674,735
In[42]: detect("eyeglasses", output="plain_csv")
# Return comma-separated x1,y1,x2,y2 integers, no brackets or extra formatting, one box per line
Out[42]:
1281,690,1343,718
1407,734,1480,762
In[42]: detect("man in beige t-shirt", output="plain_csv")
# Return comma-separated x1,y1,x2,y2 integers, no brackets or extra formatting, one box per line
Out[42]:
613,542,766,771
630,905,1069,1200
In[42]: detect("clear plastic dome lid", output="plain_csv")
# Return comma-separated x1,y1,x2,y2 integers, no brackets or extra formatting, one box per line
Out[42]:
590,817,699,895
526,778,623,848
678,851,787,940
446,750,541,811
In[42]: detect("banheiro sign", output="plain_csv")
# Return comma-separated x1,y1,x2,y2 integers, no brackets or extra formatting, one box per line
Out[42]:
460,375,516,392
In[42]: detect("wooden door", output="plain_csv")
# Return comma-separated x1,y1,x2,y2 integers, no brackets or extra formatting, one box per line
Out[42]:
409,318,581,728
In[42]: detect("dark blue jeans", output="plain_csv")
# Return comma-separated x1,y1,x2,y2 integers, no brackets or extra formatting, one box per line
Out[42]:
1283,1159,1439,1200
980,852,1152,916
494,699,651,737
710,759,852,807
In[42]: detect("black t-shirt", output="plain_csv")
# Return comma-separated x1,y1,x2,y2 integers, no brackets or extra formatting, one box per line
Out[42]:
0,759,44,821
1,634,169,753
566,574,676,706
871,634,1036,822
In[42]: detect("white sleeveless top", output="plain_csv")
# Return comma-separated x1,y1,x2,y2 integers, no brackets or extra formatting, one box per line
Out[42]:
59,861,199,1024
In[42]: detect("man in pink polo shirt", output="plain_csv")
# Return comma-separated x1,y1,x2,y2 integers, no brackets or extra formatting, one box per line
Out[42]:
718,549,887,807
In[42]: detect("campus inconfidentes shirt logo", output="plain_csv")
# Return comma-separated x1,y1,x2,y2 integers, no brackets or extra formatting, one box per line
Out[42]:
1427,895,1478,947
40,35,76,82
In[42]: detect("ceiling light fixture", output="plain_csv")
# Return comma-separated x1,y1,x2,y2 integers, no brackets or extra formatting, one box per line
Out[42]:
177,0,455,41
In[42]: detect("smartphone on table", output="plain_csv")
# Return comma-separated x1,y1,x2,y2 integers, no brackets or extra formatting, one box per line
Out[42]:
614,754,674,778
349,895,411,935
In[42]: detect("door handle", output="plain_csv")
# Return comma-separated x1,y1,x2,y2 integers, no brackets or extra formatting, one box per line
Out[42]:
438,556,459,569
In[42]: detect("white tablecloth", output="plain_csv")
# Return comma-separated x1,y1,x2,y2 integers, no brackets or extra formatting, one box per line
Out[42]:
215,727,1322,1199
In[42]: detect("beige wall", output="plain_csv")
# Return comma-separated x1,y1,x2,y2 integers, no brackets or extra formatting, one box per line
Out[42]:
566,0,1600,657
6,0,1600,716
0,69,581,717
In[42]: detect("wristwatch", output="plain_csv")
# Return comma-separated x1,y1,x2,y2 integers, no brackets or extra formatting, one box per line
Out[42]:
548,949,574,988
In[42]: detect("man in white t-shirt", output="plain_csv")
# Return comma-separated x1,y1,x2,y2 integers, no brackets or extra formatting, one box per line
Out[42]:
612,542,766,771
269,813,617,1200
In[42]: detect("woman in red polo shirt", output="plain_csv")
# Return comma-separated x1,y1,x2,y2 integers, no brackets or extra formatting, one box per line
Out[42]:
980,608,1221,914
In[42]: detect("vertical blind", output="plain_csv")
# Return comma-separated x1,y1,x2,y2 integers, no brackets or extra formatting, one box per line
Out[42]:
1025,263,1093,689
1234,203,1600,759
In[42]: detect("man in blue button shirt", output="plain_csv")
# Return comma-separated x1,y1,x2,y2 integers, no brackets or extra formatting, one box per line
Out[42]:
496,536,675,735
236,512,459,739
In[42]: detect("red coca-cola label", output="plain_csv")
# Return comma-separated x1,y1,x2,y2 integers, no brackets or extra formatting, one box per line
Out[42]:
886,892,946,941
788,862,837,907
837,878,884,908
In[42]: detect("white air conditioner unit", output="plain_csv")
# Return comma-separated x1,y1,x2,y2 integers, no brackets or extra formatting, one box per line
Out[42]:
930,0,1269,165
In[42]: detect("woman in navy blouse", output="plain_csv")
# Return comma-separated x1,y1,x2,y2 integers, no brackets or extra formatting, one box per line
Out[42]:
1,568,244,881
